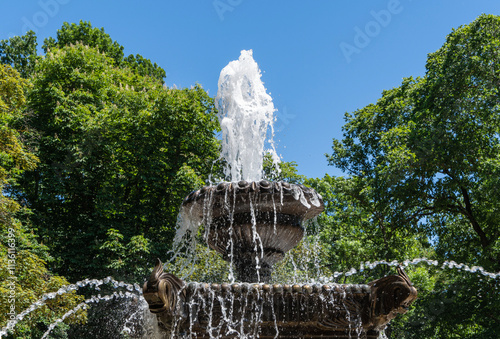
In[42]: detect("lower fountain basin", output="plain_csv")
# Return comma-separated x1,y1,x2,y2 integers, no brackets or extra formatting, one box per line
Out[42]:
143,260,418,339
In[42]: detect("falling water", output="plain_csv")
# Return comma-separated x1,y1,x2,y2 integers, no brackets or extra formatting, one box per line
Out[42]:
327,258,500,283
0,277,162,339
216,49,280,182
172,49,286,284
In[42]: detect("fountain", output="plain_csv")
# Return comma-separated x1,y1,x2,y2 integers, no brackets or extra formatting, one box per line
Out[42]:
142,50,418,338
3,51,499,339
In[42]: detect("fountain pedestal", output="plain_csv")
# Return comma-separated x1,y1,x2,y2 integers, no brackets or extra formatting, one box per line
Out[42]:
184,180,323,283
208,212,304,282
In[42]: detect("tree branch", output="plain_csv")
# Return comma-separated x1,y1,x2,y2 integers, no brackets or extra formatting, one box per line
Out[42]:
460,186,490,249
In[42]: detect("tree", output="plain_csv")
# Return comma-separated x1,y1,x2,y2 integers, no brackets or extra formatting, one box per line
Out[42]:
305,175,432,274
122,54,166,83
262,153,305,184
42,21,124,65
17,43,220,282
43,20,166,83
0,64,85,338
0,31,38,78
327,14,500,337
329,14,500,271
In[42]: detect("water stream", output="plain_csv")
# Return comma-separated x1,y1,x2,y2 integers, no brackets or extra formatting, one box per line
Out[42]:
0,277,160,338
1,257,498,338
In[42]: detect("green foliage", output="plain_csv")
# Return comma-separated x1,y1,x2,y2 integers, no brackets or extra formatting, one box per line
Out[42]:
17,43,220,282
0,31,38,78
328,14,500,272
43,21,166,83
0,65,37,197
327,14,500,337
390,270,500,339
122,54,166,83
0,232,87,339
0,64,85,338
305,175,432,280
263,153,305,183
42,21,124,64
98,229,151,280
272,234,331,284
165,244,229,283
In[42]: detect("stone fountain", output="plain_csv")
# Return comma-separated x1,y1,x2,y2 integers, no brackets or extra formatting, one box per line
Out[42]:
142,50,417,338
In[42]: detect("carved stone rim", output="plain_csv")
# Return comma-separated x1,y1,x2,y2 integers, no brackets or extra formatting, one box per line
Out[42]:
182,180,324,221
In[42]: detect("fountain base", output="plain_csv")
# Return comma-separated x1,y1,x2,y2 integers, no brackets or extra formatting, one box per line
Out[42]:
143,260,417,338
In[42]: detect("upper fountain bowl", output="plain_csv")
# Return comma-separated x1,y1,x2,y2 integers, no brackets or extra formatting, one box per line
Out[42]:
181,180,324,282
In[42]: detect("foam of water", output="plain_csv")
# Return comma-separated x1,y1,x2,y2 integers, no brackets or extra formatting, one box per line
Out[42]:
215,49,279,182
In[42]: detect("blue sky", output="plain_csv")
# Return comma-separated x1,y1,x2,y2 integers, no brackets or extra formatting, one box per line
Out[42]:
1,1,499,179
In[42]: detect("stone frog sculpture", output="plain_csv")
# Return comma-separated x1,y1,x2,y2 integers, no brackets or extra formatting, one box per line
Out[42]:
365,266,418,331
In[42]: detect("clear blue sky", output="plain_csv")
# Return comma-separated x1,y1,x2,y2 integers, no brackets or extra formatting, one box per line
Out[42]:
1,1,499,179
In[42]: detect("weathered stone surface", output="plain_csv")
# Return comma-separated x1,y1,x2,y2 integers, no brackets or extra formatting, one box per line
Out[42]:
366,267,419,331
182,181,324,282
143,260,418,338
182,180,324,220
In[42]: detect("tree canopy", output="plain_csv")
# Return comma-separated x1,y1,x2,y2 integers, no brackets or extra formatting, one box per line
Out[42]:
0,31,37,79
0,64,85,338
327,14,500,337
328,14,500,272
16,42,220,282
43,21,166,83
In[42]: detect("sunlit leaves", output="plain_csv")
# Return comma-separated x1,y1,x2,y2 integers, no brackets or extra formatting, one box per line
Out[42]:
18,42,220,282
327,14,500,337
0,65,85,338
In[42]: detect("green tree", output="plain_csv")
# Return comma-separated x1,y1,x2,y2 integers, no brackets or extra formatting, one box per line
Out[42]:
43,21,166,83
17,43,220,282
122,54,166,83
0,31,38,78
262,153,305,184
42,21,124,64
329,15,500,271
327,14,500,337
306,175,432,275
0,64,85,338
